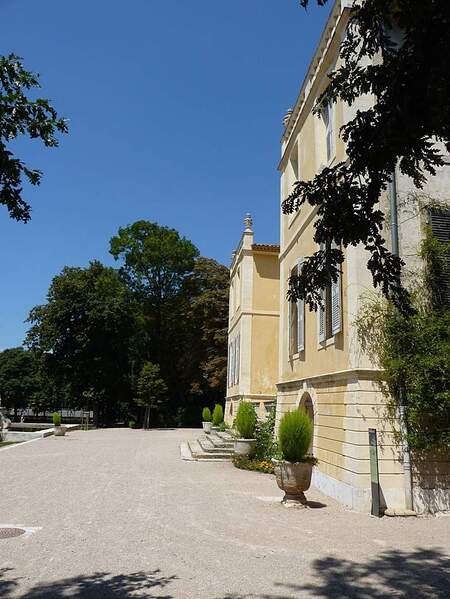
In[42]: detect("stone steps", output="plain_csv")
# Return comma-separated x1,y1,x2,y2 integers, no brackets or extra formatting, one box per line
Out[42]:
180,438,233,462
205,432,234,449
198,436,234,455
212,430,235,443
180,428,236,462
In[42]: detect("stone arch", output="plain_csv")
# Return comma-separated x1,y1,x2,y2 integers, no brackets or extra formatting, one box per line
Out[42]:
298,391,315,455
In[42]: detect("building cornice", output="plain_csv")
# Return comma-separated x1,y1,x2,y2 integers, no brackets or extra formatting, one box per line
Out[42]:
279,0,352,171
277,367,383,390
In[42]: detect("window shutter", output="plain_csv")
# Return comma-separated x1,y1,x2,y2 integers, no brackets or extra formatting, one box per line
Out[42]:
235,334,240,384
318,243,326,343
331,242,342,335
230,340,235,387
227,344,231,388
430,208,450,306
297,258,304,352
288,296,292,355
318,288,326,343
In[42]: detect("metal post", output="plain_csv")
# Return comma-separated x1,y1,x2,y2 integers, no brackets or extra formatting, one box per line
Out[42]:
388,171,414,512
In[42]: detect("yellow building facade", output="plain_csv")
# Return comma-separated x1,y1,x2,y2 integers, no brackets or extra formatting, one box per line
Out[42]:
225,0,450,514
225,215,280,424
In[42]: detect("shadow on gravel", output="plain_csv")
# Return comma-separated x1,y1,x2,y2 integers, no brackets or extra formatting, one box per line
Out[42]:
0,569,176,598
218,548,450,598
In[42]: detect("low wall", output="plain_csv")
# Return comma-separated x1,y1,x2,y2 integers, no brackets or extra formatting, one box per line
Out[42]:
2,424,80,443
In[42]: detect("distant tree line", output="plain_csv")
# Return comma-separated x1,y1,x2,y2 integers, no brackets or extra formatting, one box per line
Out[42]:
0,221,229,427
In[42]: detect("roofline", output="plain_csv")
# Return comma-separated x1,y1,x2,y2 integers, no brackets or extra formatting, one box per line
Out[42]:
279,0,352,148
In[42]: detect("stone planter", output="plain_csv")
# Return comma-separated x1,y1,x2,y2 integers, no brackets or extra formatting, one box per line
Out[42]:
273,460,313,507
202,421,212,434
234,438,256,457
54,425,67,437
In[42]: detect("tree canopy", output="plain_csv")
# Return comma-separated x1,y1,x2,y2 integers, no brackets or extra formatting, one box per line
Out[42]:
26,261,135,425
284,0,450,311
18,223,228,427
0,54,67,222
0,347,39,416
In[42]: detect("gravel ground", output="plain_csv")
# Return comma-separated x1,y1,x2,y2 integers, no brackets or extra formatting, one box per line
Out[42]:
0,428,449,598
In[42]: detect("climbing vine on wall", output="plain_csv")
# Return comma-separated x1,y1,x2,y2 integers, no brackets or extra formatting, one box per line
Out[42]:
355,226,450,452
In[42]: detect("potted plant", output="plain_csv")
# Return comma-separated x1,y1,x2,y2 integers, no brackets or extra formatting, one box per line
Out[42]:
273,409,315,507
233,401,257,456
52,412,66,437
212,404,224,430
202,407,212,433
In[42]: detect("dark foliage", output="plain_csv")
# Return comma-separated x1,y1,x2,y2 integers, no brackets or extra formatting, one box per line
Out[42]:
0,54,67,221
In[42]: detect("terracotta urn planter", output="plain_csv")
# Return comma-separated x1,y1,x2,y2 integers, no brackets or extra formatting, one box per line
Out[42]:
54,425,67,437
273,460,313,507
202,421,212,434
234,438,256,457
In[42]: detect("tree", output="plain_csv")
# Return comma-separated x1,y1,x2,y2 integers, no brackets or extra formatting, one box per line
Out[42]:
0,54,68,222
184,257,229,399
26,261,135,426
0,347,39,417
110,221,199,364
135,362,168,429
284,1,450,311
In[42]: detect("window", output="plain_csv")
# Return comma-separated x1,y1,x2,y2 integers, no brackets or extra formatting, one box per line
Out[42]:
429,208,450,306
227,335,240,387
288,260,305,356
235,333,240,384
236,267,241,310
286,143,300,225
318,243,342,343
321,101,335,163
227,342,232,388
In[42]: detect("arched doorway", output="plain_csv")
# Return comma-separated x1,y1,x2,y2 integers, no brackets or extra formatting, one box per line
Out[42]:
299,391,314,455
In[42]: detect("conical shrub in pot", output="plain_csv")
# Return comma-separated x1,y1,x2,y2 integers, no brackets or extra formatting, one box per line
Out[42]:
202,407,212,434
275,409,314,506
212,404,224,427
53,411,66,437
234,401,257,456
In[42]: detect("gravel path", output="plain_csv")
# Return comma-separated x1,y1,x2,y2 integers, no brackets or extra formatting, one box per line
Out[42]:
0,428,449,598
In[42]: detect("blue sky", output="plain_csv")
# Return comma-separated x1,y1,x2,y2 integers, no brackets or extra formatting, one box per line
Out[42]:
0,0,329,349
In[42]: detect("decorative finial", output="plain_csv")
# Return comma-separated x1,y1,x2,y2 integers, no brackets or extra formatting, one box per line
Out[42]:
244,213,253,233
283,108,293,128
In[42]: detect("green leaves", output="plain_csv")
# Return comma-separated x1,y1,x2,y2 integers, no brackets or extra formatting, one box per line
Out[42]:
285,0,450,312
0,54,68,221
135,362,168,409
278,410,313,463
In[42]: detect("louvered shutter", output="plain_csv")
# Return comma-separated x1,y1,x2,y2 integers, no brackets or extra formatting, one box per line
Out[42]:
318,243,326,343
288,292,293,355
297,258,304,352
230,340,235,387
430,208,450,306
235,334,240,384
318,288,325,343
331,242,342,335
227,343,231,388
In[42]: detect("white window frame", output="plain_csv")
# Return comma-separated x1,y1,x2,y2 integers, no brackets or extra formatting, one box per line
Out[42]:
297,257,305,352
322,101,335,164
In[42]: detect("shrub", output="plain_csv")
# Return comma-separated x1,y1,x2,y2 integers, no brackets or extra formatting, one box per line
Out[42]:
254,408,277,460
212,404,224,426
52,412,61,427
202,407,212,422
232,455,274,474
278,410,312,462
234,401,257,439
128,420,136,429
218,421,230,432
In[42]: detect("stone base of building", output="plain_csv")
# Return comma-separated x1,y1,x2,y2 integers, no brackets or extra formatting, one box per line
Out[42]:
225,394,276,425
276,369,450,515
